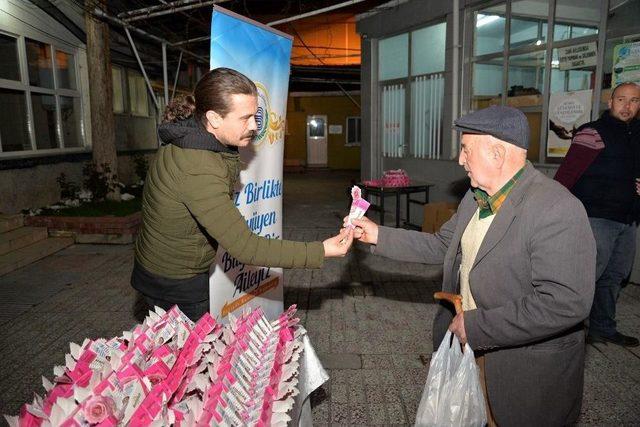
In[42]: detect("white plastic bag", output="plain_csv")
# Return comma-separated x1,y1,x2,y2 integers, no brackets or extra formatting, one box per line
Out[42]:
415,331,487,427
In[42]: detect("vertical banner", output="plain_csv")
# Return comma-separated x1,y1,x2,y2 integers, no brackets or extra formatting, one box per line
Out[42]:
208,7,292,321
547,89,592,158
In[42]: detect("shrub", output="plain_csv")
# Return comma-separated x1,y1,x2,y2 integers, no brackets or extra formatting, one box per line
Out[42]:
133,154,149,182
83,162,117,202
56,173,80,200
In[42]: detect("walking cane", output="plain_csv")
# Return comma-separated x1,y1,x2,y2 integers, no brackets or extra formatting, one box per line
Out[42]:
434,291,463,314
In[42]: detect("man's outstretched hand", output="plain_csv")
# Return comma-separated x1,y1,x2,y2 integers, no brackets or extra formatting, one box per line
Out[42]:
323,228,353,257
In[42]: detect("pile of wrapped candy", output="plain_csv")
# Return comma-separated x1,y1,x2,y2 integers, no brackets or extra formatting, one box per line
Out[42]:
362,169,411,188
7,305,304,426
382,169,411,187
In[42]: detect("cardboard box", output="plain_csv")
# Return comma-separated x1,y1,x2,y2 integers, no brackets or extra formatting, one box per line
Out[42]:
422,202,458,233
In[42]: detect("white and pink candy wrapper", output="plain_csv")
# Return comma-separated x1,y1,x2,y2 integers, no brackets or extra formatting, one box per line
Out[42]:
346,185,370,229
5,306,308,427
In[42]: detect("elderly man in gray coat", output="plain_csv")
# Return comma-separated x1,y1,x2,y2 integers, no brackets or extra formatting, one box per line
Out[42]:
350,106,596,426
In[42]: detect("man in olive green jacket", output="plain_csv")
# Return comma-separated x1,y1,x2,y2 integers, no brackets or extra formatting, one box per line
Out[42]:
132,68,350,321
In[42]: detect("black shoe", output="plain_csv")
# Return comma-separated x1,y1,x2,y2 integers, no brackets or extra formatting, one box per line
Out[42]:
587,332,640,347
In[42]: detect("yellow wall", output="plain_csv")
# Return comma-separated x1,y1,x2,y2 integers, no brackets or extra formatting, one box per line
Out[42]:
285,95,361,170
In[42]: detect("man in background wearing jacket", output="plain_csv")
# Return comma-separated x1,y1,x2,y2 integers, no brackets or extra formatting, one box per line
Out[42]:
555,81,640,347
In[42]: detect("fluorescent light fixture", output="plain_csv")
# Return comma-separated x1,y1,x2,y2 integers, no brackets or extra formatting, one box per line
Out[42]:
476,14,500,27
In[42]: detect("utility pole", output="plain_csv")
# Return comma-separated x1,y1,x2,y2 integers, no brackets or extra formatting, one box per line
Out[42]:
85,0,120,200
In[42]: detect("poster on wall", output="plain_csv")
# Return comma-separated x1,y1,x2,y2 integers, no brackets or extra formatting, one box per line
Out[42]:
208,7,292,322
558,42,597,71
547,89,593,158
612,41,640,86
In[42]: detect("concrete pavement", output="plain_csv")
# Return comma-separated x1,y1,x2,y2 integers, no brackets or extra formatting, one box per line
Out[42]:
1,170,639,425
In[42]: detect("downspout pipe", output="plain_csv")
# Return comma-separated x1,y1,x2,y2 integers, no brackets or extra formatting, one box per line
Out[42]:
451,0,460,158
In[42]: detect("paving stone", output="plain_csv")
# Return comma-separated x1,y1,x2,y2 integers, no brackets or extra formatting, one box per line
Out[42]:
362,369,382,386
386,402,407,424
342,341,360,353
330,403,349,424
318,353,361,370
306,320,331,336
330,383,348,404
396,367,427,386
400,383,424,407
393,354,427,370
349,403,369,425
378,369,397,385
368,403,388,425
311,399,329,425
361,354,393,369
329,369,350,386
365,385,386,404
348,382,366,403
313,336,331,354
404,400,419,424
385,388,403,404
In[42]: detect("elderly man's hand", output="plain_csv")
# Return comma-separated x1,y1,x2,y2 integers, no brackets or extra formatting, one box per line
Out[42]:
449,312,467,345
344,216,379,245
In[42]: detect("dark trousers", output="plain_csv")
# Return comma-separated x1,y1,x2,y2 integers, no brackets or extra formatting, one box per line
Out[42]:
131,261,210,323
588,218,637,337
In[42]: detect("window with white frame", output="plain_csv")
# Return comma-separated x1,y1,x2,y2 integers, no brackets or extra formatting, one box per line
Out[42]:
346,116,361,146
379,33,408,158
468,0,602,162
128,71,149,117
0,33,83,155
112,66,125,114
378,21,446,160
410,22,446,159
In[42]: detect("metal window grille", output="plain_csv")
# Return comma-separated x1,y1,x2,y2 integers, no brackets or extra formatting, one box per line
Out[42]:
411,73,444,159
381,83,405,158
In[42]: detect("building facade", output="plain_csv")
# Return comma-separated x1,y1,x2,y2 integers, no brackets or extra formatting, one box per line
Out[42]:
285,91,361,170
357,0,640,278
0,0,165,214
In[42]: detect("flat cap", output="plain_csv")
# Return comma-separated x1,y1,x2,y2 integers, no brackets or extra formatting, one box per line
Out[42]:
454,105,529,149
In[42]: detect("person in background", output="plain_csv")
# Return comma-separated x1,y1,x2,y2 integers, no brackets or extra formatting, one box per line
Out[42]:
132,67,352,322
348,106,595,426
555,81,640,347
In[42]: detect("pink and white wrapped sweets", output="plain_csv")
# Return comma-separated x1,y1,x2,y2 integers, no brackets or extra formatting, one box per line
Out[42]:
5,305,306,427
346,185,370,228
382,169,410,187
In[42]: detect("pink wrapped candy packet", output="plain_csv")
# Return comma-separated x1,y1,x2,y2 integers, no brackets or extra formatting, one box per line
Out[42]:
346,185,370,229
6,305,308,427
